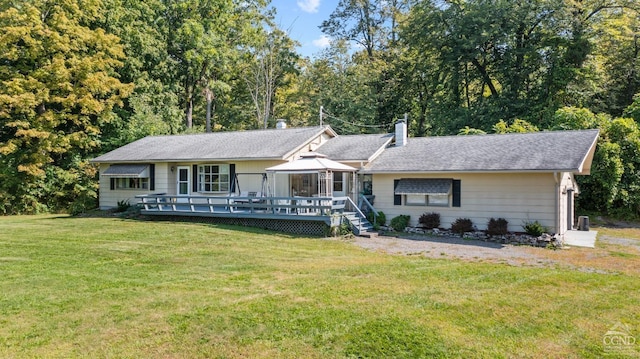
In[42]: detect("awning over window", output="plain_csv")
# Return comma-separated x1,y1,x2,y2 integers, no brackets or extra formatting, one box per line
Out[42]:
394,179,452,195
102,164,149,178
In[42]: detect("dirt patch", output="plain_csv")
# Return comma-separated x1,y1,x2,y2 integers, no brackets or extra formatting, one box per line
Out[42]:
347,232,639,275
350,234,556,267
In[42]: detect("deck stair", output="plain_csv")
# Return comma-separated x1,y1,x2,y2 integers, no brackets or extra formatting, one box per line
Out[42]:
344,211,376,237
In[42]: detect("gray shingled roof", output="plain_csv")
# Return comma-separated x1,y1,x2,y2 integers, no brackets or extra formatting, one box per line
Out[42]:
364,129,599,173
92,127,333,162
314,133,394,161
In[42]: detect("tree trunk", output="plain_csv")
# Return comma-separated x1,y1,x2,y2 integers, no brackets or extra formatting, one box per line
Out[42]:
186,96,193,129
205,87,213,133
471,58,498,97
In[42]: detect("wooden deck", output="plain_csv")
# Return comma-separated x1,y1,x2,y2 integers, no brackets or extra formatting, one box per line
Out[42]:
136,194,350,225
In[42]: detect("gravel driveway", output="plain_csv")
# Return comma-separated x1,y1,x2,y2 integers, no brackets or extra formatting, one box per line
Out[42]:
349,234,558,267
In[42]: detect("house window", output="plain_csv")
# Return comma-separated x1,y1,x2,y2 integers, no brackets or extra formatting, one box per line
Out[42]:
333,172,344,192
115,177,149,190
394,178,454,207
405,194,449,206
198,164,229,192
362,174,373,195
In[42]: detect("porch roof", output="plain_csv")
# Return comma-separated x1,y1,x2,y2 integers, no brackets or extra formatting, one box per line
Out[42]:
265,153,357,173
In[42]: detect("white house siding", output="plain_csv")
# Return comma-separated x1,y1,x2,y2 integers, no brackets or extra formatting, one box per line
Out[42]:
98,160,289,209
557,172,578,235
371,172,561,233
98,163,170,209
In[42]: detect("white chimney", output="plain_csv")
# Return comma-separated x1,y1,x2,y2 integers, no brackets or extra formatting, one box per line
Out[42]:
276,119,287,129
395,118,407,147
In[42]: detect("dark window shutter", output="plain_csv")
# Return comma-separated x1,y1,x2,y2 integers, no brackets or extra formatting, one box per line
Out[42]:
149,164,155,191
192,165,198,193
452,179,461,207
110,178,115,190
394,179,402,205
229,164,236,193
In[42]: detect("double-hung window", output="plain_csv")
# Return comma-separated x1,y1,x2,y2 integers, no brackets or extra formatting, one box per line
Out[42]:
395,178,455,207
104,164,153,191
115,177,149,190
198,164,229,192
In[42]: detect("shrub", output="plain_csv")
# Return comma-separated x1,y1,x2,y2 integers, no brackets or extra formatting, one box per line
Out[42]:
367,211,386,229
451,218,474,235
419,212,440,229
523,220,547,237
116,199,131,213
487,218,509,236
390,215,410,232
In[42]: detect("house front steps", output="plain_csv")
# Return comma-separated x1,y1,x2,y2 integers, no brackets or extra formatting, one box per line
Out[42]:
344,212,376,237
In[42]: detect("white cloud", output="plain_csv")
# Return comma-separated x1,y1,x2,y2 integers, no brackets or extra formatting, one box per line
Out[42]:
312,35,331,48
297,0,320,13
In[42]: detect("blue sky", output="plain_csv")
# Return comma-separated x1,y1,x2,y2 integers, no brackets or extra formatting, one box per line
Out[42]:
269,0,339,58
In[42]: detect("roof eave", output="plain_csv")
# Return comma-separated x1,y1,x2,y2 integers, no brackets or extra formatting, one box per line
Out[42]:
91,156,286,164
281,126,337,160
360,168,581,174
575,130,600,175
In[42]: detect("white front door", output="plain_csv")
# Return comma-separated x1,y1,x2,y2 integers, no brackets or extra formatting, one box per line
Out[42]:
333,172,347,197
177,166,190,196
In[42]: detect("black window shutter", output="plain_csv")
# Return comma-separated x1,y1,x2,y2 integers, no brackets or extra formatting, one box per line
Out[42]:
149,164,155,191
229,164,236,193
393,179,402,205
192,164,198,193
110,178,115,190
452,179,461,207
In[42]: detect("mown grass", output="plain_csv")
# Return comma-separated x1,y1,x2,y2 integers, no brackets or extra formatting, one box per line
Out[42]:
1,215,638,358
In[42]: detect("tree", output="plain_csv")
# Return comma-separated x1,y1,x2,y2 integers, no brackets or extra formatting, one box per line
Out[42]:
320,0,409,60
493,119,539,134
162,0,235,129
243,27,299,129
100,0,183,147
0,0,132,213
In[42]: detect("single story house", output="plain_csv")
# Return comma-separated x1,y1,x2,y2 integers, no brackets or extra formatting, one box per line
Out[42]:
91,119,599,237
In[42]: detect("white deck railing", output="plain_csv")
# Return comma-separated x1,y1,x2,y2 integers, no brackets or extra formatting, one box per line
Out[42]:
136,194,349,216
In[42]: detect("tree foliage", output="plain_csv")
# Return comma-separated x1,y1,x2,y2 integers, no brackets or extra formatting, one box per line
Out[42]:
0,0,132,213
2,0,640,217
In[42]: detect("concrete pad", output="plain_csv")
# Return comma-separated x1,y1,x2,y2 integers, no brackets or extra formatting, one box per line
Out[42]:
564,230,598,248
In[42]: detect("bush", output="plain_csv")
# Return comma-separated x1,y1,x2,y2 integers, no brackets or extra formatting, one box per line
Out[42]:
451,218,474,235
390,215,410,232
367,211,386,229
487,218,509,236
116,199,131,213
523,220,547,237
419,212,440,229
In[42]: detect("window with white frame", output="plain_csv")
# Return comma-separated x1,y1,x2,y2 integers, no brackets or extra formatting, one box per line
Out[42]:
405,193,449,206
395,178,452,207
115,177,149,190
198,164,229,192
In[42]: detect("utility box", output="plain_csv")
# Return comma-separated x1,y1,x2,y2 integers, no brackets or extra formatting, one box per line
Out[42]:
577,216,590,231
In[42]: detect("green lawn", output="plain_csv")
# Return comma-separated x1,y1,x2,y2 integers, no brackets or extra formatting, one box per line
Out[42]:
1,215,638,358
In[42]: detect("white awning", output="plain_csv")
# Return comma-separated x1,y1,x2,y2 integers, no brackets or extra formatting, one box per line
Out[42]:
266,153,357,173
394,179,452,195
102,164,149,178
